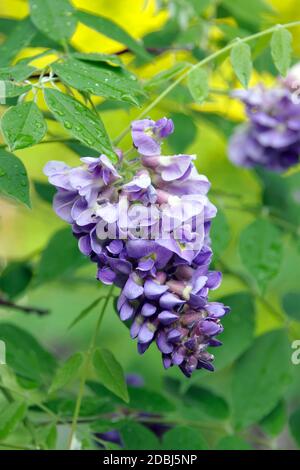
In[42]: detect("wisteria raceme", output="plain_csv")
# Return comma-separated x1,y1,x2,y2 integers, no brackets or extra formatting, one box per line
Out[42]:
228,82,300,172
44,117,229,377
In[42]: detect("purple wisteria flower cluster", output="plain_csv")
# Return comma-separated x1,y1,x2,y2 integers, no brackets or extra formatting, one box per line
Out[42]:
44,117,229,377
229,83,300,172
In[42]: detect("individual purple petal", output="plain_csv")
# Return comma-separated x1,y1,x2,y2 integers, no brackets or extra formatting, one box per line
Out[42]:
206,271,222,290
163,356,172,369
131,117,174,156
158,310,179,325
205,302,229,318
120,302,134,321
167,329,181,342
107,240,123,255
78,234,92,256
137,258,154,272
90,228,102,255
159,292,185,309
44,161,72,190
160,155,194,182
53,191,77,223
144,279,168,299
141,303,157,317
137,341,152,354
76,208,97,226
97,267,115,284
156,332,173,354
172,349,185,365
123,275,144,299
201,320,223,336
130,316,143,339
155,117,174,138
138,322,155,344
126,240,156,258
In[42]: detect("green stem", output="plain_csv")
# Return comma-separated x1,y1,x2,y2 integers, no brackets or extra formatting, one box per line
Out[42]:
67,285,114,450
0,138,77,150
113,20,300,145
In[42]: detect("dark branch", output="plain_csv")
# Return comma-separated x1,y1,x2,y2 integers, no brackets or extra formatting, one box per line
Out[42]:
115,46,193,55
0,298,49,316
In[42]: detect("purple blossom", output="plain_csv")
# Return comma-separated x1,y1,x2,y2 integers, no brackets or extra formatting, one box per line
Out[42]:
45,117,229,378
229,84,300,172
131,117,174,156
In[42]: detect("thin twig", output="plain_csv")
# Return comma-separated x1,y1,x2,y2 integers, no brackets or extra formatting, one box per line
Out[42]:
67,285,114,449
0,298,49,316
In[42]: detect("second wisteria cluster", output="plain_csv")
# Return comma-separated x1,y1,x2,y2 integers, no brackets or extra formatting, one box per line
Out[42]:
45,117,229,377
229,75,300,172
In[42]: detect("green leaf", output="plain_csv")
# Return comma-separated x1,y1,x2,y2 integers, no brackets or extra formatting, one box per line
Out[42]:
0,402,27,440
216,435,252,450
36,423,57,450
239,219,282,292
49,353,84,394
1,82,31,98
232,330,292,430
0,323,57,386
76,10,150,61
168,113,197,152
230,42,252,88
0,262,33,299
93,348,129,403
271,27,292,77
72,52,123,67
213,293,256,370
162,426,207,450
0,149,31,207
145,62,188,90
1,102,47,151
36,227,86,283
65,141,99,158
118,421,159,450
0,64,35,81
128,387,175,414
51,58,143,106
221,0,273,29
184,385,230,420
68,296,103,330
0,17,36,66
260,400,286,437
0,19,19,36
187,67,209,103
29,0,77,42
87,380,122,403
289,407,300,447
44,89,116,163
45,396,113,418
211,208,230,259
33,180,56,204
192,0,217,15
282,292,300,322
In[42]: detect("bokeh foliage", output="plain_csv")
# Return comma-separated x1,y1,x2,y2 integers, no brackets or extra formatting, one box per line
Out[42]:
0,0,300,451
